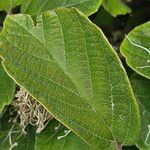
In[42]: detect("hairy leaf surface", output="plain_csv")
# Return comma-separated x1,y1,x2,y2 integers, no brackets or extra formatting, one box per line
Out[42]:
131,74,150,150
0,59,15,113
21,0,103,16
0,8,140,149
102,0,131,17
120,21,150,79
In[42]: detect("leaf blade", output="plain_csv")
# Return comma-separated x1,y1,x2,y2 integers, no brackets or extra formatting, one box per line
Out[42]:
102,0,131,17
120,21,150,79
130,74,150,150
0,8,140,149
0,0,21,12
21,0,103,16
0,60,15,114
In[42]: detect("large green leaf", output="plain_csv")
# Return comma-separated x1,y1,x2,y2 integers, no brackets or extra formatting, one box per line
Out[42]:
36,120,90,150
0,59,15,113
0,106,36,150
0,8,140,149
120,21,150,79
0,0,21,12
102,0,131,17
130,74,150,150
21,0,103,16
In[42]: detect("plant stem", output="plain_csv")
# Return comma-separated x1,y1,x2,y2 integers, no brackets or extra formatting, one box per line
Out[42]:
116,144,122,150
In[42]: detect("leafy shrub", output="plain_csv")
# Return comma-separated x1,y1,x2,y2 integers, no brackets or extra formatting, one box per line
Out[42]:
0,0,149,150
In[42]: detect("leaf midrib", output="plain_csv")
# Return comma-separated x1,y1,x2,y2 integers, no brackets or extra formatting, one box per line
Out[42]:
55,10,116,142
3,33,113,143
2,11,136,146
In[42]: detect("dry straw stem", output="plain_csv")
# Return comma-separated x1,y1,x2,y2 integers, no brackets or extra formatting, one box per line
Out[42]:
13,88,53,133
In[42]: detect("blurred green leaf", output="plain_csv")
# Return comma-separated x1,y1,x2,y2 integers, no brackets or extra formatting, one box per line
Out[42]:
0,8,140,149
0,27,2,32
120,21,150,79
130,74,150,150
0,0,21,12
21,0,103,16
102,0,131,17
0,59,15,114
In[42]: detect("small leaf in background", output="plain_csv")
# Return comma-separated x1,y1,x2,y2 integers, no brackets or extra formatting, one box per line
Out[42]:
0,59,15,114
102,0,131,17
36,120,90,150
0,106,36,150
0,27,2,32
0,8,140,149
0,0,21,12
21,0,103,16
120,21,150,79
130,74,150,150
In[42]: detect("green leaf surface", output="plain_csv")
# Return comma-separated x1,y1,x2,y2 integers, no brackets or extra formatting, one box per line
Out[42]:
0,8,140,149
36,119,90,150
120,21,150,79
0,0,21,12
0,106,36,150
0,59,15,113
21,0,103,16
102,0,131,17
130,74,150,150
